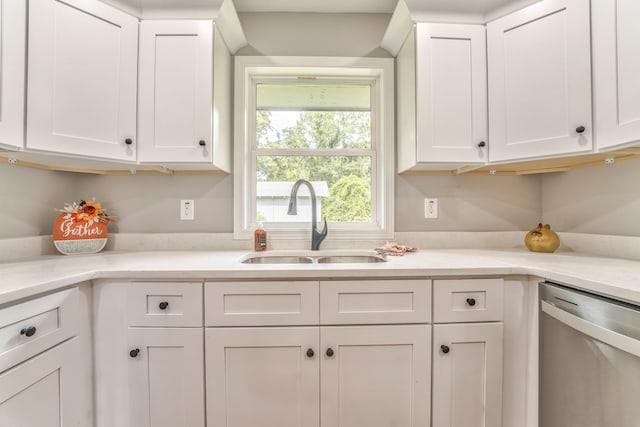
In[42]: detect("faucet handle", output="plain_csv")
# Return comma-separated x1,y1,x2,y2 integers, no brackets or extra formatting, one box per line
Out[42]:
311,217,328,250
319,217,328,236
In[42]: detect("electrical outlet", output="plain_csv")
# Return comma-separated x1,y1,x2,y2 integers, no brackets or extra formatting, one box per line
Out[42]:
180,200,194,220
424,198,438,219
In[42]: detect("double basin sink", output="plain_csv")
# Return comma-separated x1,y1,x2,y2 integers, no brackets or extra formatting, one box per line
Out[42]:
240,250,387,265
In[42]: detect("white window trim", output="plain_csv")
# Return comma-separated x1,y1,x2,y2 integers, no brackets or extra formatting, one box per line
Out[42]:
233,56,395,241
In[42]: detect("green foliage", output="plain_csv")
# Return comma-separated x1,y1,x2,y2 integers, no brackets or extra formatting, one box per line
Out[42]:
256,111,279,145
257,111,370,150
256,110,372,222
323,175,371,222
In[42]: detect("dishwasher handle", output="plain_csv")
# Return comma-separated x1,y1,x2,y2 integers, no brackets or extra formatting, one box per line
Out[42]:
542,300,640,358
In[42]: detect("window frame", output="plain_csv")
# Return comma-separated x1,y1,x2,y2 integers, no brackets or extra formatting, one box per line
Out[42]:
233,56,395,242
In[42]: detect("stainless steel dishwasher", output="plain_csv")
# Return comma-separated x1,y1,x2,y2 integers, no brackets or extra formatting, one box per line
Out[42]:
540,281,640,427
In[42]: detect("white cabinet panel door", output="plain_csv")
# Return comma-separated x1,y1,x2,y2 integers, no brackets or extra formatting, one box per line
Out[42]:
0,338,80,427
27,0,138,161
320,279,431,325
432,323,503,427
487,0,592,162
321,325,430,427
206,327,320,427
593,0,640,150
138,20,214,164
206,281,319,327
0,0,26,149
128,328,205,427
416,23,488,164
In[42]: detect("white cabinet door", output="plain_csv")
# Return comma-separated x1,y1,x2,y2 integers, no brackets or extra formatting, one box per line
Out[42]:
27,0,138,161
592,0,640,150
416,24,488,164
138,20,214,164
321,325,430,427
206,327,320,427
0,0,26,149
432,323,503,427
0,338,80,427
487,0,592,162
128,328,204,427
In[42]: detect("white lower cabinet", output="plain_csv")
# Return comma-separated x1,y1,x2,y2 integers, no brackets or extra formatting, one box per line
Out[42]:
205,325,430,427
0,286,88,427
205,279,432,427
321,325,431,427
94,280,205,427
0,337,80,426
128,328,204,427
432,278,505,427
432,323,503,427
96,278,512,427
206,327,320,427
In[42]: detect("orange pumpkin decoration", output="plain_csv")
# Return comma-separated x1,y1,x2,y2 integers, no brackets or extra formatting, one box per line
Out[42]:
53,199,111,255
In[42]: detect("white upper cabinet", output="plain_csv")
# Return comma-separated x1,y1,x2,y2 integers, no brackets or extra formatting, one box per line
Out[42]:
0,1,26,150
487,0,592,162
26,0,138,161
397,23,488,172
138,20,231,169
592,0,640,150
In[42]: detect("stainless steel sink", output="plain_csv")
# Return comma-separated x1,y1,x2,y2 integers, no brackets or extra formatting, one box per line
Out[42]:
241,255,314,264
316,255,386,264
240,251,387,265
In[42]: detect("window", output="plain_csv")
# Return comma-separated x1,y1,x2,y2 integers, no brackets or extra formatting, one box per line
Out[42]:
234,57,394,241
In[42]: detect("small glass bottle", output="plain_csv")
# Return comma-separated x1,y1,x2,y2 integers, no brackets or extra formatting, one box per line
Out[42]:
254,222,267,252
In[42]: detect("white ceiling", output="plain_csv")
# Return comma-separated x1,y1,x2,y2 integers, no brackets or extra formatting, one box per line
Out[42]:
234,0,397,14
234,0,536,15
100,0,541,23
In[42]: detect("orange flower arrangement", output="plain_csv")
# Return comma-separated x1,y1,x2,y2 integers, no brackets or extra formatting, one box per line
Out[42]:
58,199,113,225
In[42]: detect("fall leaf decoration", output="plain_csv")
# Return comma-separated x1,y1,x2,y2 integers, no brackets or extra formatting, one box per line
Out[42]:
58,199,113,226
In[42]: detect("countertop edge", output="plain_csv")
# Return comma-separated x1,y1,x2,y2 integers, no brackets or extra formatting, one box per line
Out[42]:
1,249,639,306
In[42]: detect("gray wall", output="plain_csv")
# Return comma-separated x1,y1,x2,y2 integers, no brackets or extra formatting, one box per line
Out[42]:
75,174,233,234
0,162,542,236
396,174,541,231
78,172,542,233
3,159,640,237
236,13,392,57
0,163,78,238
542,158,640,236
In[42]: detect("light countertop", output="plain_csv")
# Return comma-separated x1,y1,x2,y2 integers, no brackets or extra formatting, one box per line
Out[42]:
0,248,639,306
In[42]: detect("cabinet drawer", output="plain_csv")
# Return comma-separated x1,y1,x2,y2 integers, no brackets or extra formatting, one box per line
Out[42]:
127,282,203,327
205,282,319,326
320,280,431,325
0,288,79,372
433,279,504,323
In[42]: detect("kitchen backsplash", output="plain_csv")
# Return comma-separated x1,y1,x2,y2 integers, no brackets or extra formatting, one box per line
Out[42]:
542,157,640,236
3,232,640,263
1,157,639,242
